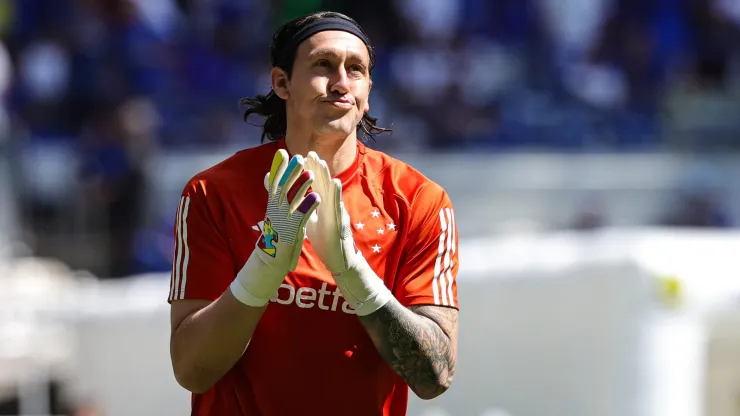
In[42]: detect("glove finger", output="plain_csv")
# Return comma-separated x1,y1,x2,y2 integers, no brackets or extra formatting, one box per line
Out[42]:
332,178,343,214
287,170,314,211
306,152,323,170
304,151,321,184
296,192,321,219
263,172,271,192
278,155,305,207
320,159,331,178
313,157,332,191
332,178,350,236
288,176,314,215
269,149,289,198
296,192,321,226
306,151,322,168
290,193,322,271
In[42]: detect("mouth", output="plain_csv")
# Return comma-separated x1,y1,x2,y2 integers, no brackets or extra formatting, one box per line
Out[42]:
322,98,355,110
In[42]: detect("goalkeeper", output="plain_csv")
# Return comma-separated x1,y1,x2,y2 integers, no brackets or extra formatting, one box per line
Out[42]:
168,11,459,416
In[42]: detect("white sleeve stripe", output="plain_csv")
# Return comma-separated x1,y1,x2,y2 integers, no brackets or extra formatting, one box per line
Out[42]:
445,209,456,307
445,268,455,307
172,197,187,300
439,208,454,306
451,208,456,254
170,197,185,301
169,263,175,301
168,199,178,300
433,208,449,306
177,197,191,300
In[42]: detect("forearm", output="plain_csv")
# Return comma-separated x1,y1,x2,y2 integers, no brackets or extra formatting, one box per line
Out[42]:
358,300,456,400
170,290,266,393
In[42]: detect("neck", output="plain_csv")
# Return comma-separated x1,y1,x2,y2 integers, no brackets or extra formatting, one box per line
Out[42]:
284,130,358,177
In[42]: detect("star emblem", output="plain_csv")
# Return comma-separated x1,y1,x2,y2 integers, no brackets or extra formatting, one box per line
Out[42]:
371,244,381,253
370,209,380,218
387,222,396,231
377,228,384,235
355,222,365,230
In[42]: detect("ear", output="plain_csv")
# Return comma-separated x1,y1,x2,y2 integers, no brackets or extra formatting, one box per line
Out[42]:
271,67,290,100
364,79,373,113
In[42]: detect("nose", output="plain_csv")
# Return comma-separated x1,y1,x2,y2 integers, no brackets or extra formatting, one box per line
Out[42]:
330,66,350,96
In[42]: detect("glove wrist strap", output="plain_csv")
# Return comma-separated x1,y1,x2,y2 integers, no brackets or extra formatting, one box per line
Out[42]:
229,279,271,307
230,251,286,307
333,261,393,316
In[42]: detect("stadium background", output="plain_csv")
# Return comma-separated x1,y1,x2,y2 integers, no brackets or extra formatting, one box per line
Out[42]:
3,0,740,415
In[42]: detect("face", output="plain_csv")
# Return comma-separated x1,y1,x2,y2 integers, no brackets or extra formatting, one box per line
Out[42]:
272,30,372,140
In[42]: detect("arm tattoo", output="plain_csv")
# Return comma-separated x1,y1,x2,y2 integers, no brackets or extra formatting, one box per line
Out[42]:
358,301,459,399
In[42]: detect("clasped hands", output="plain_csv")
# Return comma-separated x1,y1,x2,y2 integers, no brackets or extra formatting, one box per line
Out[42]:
231,149,392,316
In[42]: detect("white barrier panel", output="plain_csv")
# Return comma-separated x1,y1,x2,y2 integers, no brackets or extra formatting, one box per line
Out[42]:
704,309,740,416
72,309,191,415
51,229,740,416
407,228,740,416
408,260,651,416
66,277,191,416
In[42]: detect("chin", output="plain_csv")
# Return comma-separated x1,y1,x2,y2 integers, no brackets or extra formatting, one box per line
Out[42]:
315,118,357,138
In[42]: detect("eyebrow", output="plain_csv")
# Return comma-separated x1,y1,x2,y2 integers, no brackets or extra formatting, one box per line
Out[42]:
308,47,368,64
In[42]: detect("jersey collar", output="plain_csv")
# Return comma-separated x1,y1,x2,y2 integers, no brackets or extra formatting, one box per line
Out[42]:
277,137,364,186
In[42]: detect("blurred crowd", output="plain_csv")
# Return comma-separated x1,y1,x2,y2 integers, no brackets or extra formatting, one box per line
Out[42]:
5,0,740,150
0,0,738,278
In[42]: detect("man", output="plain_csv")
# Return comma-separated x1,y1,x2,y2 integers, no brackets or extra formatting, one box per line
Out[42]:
168,11,459,416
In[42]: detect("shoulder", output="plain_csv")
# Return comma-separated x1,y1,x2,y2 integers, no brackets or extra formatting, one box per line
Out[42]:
361,146,450,209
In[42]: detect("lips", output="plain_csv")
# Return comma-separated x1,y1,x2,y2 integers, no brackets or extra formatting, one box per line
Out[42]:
327,101,353,109
323,97,354,109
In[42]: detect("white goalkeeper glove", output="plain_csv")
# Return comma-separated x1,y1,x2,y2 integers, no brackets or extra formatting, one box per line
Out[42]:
230,149,320,307
305,152,393,316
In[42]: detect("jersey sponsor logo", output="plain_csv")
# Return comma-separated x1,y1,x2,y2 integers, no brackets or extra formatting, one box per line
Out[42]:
257,218,278,257
270,282,357,314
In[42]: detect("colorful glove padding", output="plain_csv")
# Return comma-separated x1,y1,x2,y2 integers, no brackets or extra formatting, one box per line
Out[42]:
230,149,321,307
305,152,393,316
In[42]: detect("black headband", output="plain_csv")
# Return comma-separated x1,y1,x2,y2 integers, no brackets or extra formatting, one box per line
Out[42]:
273,17,371,67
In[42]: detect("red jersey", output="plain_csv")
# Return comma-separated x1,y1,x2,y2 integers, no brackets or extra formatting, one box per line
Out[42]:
168,139,459,416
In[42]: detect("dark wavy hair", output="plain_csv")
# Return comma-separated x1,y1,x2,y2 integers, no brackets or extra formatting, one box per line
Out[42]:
240,11,391,143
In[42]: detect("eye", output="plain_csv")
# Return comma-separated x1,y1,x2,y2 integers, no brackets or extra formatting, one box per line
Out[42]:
349,64,364,73
314,59,331,68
